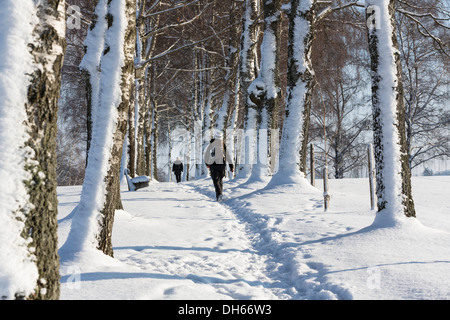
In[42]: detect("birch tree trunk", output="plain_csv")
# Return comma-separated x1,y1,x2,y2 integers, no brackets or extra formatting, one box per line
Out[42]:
135,78,146,176
269,0,315,186
237,0,260,180
127,87,136,177
0,0,65,300
60,0,135,259
263,0,283,175
365,0,416,220
24,0,66,300
80,0,106,167
248,0,282,181
134,0,152,177
0,1,38,300
144,82,153,178
143,15,160,179
98,0,136,256
152,97,159,180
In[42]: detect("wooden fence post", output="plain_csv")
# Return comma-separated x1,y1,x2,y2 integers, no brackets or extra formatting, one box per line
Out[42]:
368,143,376,210
310,143,315,186
323,167,330,212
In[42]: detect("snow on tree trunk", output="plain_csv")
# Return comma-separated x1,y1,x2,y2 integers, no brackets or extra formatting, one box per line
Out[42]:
0,0,39,300
365,0,416,221
0,0,66,300
235,0,260,180
25,0,66,300
60,0,135,259
80,0,107,167
269,0,315,187
247,0,282,182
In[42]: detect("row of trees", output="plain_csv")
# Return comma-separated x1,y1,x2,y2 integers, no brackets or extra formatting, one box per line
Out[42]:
59,0,449,185
1,0,448,299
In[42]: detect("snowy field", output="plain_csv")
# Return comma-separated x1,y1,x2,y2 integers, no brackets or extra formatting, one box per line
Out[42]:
57,175,450,300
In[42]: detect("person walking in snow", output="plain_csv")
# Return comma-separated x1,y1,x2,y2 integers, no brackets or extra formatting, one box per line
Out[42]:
172,157,183,183
204,132,234,201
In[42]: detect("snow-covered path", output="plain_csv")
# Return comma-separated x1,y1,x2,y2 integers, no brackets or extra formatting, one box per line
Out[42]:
116,181,292,299
188,177,352,299
58,175,450,300
59,180,292,299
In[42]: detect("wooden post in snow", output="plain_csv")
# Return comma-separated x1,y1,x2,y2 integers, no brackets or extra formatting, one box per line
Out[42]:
368,143,376,210
323,167,330,212
310,143,315,186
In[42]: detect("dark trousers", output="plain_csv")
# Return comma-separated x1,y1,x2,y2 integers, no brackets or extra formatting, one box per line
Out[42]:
210,164,225,200
174,172,182,183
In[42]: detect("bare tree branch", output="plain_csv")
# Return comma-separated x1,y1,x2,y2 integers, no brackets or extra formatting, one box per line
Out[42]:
142,2,212,40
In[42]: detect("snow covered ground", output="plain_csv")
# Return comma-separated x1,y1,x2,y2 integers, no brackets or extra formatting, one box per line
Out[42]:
58,175,450,300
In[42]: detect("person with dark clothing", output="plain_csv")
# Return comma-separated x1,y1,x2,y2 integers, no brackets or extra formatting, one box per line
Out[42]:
172,157,183,183
204,132,234,201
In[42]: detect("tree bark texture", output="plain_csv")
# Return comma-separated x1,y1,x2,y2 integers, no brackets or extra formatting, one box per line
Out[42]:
24,0,66,300
237,0,260,177
273,0,315,181
127,87,136,177
366,0,416,218
263,0,283,173
248,0,282,177
98,0,136,256
79,0,103,169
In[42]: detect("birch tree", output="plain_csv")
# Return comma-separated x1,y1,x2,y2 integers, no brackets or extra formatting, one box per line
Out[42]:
60,0,136,258
269,1,367,186
0,0,66,300
248,0,282,181
269,0,316,186
130,0,161,179
236,0,261,180
80,0,106,166
365,0,416,219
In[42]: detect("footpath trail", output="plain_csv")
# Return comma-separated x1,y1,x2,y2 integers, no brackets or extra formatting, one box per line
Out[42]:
188,176,354,300
59,176,450,300
59,180,294,299
116,181,293,300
